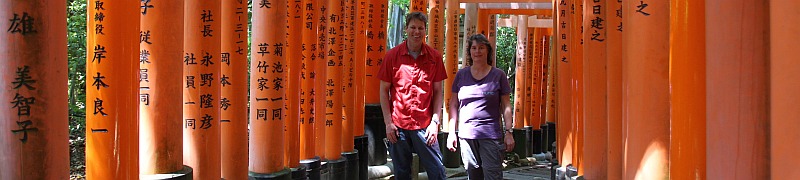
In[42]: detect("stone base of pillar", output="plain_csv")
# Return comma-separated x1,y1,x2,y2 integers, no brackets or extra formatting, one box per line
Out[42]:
326,158,346,180
354,135,369,180
532,129,543,155
290,166,307,180
141,165,193,180
512,128,528,158
342,151,359,180
248,168,291,180
300,157,321,180
546,122,556,152
524,126,534,157
439,132,462,168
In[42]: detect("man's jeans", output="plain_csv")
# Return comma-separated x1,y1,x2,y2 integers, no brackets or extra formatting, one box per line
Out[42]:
387,128,447,180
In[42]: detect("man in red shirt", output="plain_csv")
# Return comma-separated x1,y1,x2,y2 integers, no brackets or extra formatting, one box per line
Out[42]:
378,12,447,180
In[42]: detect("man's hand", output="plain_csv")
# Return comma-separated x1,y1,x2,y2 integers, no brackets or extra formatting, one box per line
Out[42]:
386,123,399,144
504,132,515,152
447,133,458,152
425,120,439,146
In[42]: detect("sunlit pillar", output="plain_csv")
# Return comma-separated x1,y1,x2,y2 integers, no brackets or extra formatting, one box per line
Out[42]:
249,0,289,178
512,15,528,129
324,0,345,163
139,0,189,178
523,27,535,128
770,1,800,179
555,0,573,165
488,14,497,67
410,0,428,13
543,29,555,124
622,0,669,179
354,0,367,137
530,27,544,128
184,0,221,179
220,0,248,179
669,0,706,179
582,0,608,178
442,0,459,132
427,0,445,53
286,0,304,172
706,0,769,179
364,0,388,104
0,1,69,179
605,0,622,179
85,0,139,179
461,3,477,67
477,8,488,37
569,0,585,173
300,0,319,161
540,30,552,124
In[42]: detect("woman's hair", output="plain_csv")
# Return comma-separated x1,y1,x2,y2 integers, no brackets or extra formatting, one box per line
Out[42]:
466,34,494,66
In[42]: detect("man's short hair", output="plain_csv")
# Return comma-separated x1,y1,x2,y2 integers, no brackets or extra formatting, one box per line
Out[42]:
405,11,428,28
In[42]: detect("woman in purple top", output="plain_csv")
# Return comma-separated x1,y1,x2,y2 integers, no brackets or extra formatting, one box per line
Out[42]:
446,34,515,180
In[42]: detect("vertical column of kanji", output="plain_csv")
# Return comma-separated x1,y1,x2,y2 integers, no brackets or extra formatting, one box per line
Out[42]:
286,0,304,171
542,30,554,124
364,0,387,105
220,0,248,179
476,9,487,37
184,0,221,179
773,1,799,180
621,0,669,179
771,1,800,178
354,0,367,138
604,0,622,179
342,0,356,154
555,0,573,165
0,1,68,179
85,0,140,179
427,0,444,53
523,27,534,128
669,0,706,179
582,0,607,178
86,0,140,179
409,0,427,13
315,0,329,161
442,0,459,132
250,0,289,178
569,0,584,174
461,3,477,67
488,14,497,67
529,27,542,128
300,0,319,162
139,0,188,178
325,0,345,163
705,0,769,179
512,15,527,129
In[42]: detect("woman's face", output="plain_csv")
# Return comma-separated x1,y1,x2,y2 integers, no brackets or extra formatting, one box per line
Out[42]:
470,41,488,64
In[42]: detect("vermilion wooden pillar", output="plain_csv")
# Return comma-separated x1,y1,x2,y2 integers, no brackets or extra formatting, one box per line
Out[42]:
531,28,544,128
770,1,800,179
622,0,669,179
286,0,303,170
315,0,330,160
354,0,367,137
543,30,556,124
512,16,528,129
555,0,573,164
582,0,608,178
523,27,535,128
139,0,185,177
461,3,477,67
488,14,497,67
605,0,622,179
706,0,769,179
300,0,319,160
86,0,139,179
364,0,388,104
569,0,584,174
250,0,288,176
221,0,248,179
540,31,551,123
0,1,69,179
442,0,459,132
184,0,221,179
410,0,428,13
324,0,344,161
477,8,488,37
342,0,356,153
669,0,706,179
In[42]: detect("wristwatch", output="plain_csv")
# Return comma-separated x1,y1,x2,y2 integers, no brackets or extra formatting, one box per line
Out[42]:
505,128,513,134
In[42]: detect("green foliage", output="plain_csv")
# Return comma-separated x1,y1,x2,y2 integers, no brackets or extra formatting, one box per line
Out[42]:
67,0,87,178
495,27,518,91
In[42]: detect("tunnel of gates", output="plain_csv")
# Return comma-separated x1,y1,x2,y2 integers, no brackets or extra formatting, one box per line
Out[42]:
1,0,799,180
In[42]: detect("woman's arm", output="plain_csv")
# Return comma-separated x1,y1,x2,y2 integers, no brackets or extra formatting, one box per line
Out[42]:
501,94,515,152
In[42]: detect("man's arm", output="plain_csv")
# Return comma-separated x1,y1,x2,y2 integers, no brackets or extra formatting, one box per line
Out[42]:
431,81,444,126
379,80,399,144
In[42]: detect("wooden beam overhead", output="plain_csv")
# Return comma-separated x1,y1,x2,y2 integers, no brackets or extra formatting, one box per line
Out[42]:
459,0,552,3
460,3,553,10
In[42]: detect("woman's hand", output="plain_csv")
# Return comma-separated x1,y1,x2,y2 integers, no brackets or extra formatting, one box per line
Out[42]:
504,133,515,152
447,133,458,152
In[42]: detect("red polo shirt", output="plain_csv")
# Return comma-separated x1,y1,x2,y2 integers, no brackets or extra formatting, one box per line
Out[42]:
378,41,447,130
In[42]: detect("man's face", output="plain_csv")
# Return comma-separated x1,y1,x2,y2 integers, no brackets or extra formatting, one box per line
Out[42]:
404,19,426,47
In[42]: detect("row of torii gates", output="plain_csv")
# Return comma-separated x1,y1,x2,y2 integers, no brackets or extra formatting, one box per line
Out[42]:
1,0,799,180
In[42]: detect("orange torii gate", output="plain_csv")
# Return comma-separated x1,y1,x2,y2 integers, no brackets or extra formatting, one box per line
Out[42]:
1,1,69,179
